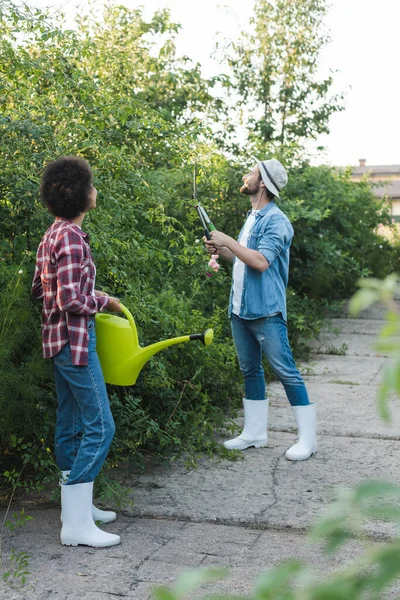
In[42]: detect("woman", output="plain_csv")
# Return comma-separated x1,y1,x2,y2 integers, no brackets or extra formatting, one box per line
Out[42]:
32,156,121,548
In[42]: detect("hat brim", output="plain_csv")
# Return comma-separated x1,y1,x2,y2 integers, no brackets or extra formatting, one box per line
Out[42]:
252,156,280,198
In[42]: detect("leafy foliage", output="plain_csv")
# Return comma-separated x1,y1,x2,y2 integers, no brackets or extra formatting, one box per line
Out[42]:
221,0,344,158
282,165,399,300
0,1,239,496
0,0,399,501
350,274,400,420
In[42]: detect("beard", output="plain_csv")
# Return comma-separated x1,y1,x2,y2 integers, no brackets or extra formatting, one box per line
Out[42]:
240,182,260,195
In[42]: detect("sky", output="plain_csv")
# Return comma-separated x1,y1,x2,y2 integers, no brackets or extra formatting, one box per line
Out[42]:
30,0,400,167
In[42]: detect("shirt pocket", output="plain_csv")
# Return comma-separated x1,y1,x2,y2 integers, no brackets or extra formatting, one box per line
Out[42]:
249,229,263,249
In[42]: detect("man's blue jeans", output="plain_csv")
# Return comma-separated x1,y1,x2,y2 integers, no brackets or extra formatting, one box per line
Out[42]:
52,319,115,485
231,313,309,406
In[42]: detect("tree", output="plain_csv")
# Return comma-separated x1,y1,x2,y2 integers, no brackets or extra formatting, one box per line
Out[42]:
74,5,224,126
222,0,344,159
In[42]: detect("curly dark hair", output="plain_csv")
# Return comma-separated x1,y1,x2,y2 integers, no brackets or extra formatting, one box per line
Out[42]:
40,156,94,218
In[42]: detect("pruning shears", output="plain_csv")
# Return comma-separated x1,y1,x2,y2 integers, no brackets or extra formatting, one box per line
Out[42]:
193,165,216,240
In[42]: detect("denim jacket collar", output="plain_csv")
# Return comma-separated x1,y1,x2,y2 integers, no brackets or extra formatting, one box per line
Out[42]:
246,201,276,220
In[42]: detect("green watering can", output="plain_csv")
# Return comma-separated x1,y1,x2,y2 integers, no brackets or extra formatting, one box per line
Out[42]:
95,304,213,386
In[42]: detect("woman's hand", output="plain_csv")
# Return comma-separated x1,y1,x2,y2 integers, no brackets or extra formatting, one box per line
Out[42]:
96,290,121,312
107,297,122,312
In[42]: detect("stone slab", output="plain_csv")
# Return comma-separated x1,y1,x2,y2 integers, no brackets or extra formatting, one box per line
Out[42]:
298,354,386,385
306,332,400,358
119,434,400,538
323,317,391,336
340,300,400,320
266,381,400,439
2,513,399,600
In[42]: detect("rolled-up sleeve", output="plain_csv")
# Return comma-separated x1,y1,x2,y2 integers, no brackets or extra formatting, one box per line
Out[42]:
257,216,294,266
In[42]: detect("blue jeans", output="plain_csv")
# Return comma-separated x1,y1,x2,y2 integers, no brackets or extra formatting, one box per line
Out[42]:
52,319,115,485
231,313,309,406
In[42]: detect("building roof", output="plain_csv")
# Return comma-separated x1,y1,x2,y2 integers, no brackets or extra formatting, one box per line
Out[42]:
372,180,400,199
352,164,400,176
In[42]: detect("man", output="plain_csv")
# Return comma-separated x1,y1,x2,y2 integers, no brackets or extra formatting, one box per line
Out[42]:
205,157,316,461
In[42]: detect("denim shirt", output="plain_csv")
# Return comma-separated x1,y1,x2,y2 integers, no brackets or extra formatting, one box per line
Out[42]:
228,202,294,322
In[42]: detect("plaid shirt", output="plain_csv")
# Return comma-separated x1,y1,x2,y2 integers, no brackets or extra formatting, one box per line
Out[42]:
32,218,109,365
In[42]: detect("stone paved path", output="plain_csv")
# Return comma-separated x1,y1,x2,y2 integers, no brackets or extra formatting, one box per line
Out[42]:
2,300,400,599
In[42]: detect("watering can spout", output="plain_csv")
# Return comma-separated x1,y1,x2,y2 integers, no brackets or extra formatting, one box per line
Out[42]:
95,304,213,386
190,330,213,346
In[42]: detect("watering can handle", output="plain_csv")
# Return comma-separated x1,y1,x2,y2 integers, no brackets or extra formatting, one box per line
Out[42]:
119,303,135,328
118,303,140,348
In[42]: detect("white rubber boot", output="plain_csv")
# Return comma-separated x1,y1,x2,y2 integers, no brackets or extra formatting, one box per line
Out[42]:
285,402,317,461
223,399,268,450
60,482,121,547
60,471,116,524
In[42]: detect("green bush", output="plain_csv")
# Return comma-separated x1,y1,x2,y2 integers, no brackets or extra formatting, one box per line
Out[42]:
0,264,58,496
283,165,400,300
0,2,399,497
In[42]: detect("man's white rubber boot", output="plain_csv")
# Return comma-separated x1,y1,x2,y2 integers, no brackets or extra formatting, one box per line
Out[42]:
61,482,121,548
285,402,317,461
60,471,116,524
223,399,268,450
